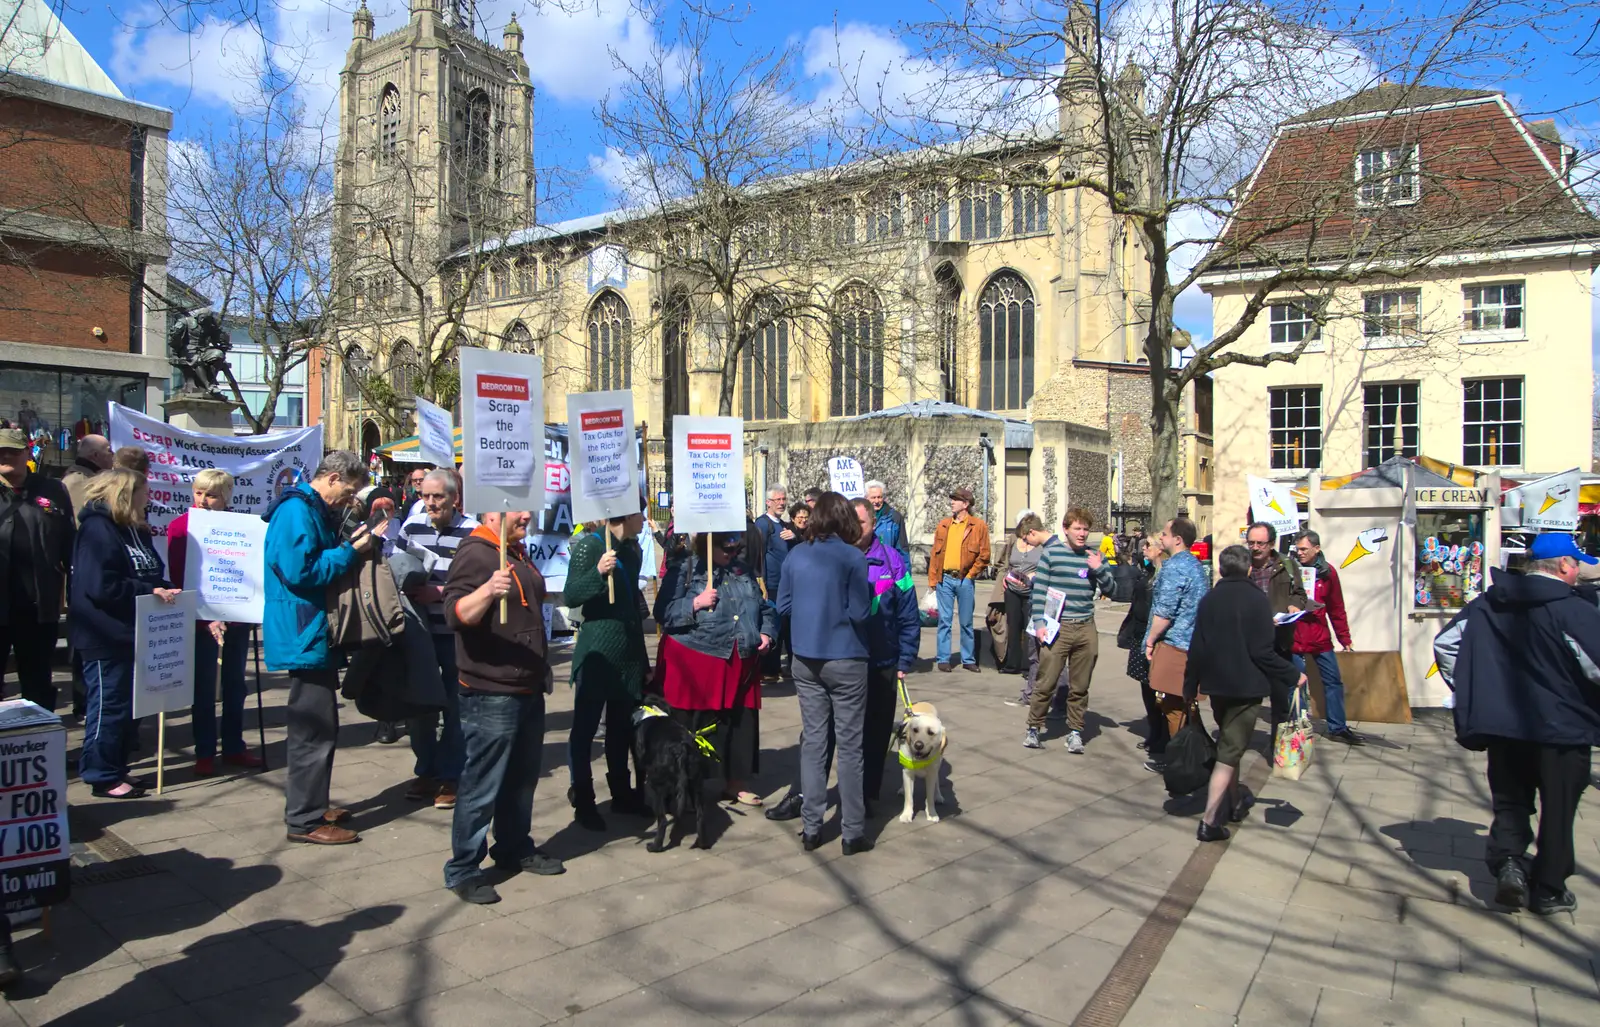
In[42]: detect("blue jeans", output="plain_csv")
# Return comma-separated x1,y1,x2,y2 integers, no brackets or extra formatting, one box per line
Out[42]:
1293,651,1348,734
411,634,464,782
192,625,250,759
567,686,635,791
81,656,134,786
444,691,546,888
936,576,976,665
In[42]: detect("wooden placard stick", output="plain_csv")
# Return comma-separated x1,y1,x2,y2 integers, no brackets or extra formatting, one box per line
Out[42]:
606,527,616,603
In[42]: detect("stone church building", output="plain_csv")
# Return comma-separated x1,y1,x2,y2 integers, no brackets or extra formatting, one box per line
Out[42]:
325,2,1213,545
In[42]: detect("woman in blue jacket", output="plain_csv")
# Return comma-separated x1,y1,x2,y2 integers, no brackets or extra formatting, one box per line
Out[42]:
70,468,182,798
776,492,872,854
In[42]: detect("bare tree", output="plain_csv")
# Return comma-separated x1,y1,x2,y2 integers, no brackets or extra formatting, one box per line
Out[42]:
892,0,1595,518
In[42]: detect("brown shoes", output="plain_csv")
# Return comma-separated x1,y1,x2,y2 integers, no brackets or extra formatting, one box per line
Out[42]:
287,824,360,845
324,807,352,824
434,783,458,810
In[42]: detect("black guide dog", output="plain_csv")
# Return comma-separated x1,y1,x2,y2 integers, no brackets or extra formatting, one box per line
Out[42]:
631,699,713,851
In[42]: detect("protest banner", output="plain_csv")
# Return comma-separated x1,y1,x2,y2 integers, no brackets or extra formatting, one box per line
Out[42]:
671,416,745,534
184,509,268,623
514,422,650,591
460,348,544,516
1248,475,1300,537
567,391,640,522
414,396,456,471
108,403,322,560
0,704,70,914
829,456,865,498
134,591,197,793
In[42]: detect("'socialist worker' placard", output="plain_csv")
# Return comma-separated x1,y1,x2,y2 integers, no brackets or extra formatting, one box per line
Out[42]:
567,391,640,523
671,415,745,534
0,709,70,913
460,348,545,516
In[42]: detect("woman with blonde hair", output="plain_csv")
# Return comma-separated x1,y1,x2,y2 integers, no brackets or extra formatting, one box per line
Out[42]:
166,469,262,777
69,467,181,798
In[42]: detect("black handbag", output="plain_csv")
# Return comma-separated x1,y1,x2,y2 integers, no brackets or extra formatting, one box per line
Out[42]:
1163,708,1216,796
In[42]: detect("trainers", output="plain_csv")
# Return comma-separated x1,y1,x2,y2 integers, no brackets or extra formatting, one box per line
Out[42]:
451,879,501,904
193,757,217,778
1003,698,1024,707
497,848,566,876
1494,861,1529,910
1023,727,1042,749
1142,758,1166,774
1531,888,1576,916
1063,730,1085,754
434,782,458,810
221,751,264,769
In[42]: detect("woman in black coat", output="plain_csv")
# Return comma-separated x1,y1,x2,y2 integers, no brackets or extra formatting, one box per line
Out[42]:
1183,545,1304,841
1118,535,1167,770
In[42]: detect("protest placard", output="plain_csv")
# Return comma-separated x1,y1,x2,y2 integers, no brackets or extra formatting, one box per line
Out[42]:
414,396,456,470
671,416,745,534
109,403,322,560
133,592,196,720
184,509,268,623
460,348,544,516
0,710,70,913
829,456,865,498
567,391,640,523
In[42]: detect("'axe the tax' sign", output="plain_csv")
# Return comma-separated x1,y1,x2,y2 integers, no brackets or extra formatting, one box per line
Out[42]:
460,348,545,517
671,415,745,534
567,391,640,523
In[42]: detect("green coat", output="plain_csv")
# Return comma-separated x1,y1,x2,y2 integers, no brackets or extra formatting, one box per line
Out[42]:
566,532,649,701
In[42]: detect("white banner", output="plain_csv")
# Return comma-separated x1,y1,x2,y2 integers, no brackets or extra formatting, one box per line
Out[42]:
108,403,322,560
1514,467,1581,532
671,415,745,534
414,396,456,471
460,349,544,515
133,592,196,719
184,509,267,623
829,456,865,499
0,719,71,912
567,391,640,523
1248,475,1300,537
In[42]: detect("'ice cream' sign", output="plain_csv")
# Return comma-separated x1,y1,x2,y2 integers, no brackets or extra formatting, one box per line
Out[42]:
671,416,745,533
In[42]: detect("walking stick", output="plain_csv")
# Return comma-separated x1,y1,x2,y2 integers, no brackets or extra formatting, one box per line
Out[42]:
253,625,269,771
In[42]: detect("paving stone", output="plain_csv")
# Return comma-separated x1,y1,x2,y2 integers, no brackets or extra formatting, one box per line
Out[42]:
189,971,369,1027
320,943,476,1014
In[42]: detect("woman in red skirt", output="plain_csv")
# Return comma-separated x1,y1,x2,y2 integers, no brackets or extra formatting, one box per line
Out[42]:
652,531,776,806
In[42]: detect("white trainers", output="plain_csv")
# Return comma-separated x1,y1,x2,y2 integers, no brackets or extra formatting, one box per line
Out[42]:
1064,730,1085,754
1023,727,1042,749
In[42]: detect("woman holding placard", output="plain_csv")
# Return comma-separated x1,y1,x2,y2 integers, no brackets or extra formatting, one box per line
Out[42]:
564,513,650,830
166,469,262,778
70,468,181,799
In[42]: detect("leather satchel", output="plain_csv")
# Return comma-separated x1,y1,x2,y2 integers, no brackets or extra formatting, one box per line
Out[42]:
1148,641,1190,696
326,549,406,649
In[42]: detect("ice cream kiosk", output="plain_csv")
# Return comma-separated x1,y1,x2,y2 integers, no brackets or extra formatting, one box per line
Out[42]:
1306,458,1500,713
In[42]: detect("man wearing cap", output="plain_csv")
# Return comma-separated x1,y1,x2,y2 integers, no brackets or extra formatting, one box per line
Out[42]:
1433,533,1600,916
929,487,990,672
0,428,75,710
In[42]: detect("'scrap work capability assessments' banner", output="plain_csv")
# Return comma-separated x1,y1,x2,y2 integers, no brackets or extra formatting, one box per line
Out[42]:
460,349,544,515
671,415,745,534
567,390,640,523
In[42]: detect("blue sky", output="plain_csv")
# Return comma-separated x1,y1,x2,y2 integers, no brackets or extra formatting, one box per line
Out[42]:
47,0,1600,350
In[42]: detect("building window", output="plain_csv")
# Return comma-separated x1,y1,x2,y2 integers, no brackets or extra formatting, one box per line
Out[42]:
587,293,631,391
1268,387,1322,470
342,346,368,409
742,305,789,422
1362,289,1420,341
544,258,562,290
516,261,534,295
662,293,690,426
389,341,418,400
1269,303,1320,346
504,321,535,354
960,181,1003,241
977,271,1035,411
1363,382,1420,466
1356,145,1418,205
1463,283,1524,336
128,127,147,231
831,286,884,417
465,90,491,176
820,200,856,248
917,187,950,241
865,191,904,243
1463,378,1523,467
379,86,401,164
1012,169,1048,234
491,262,510,299
936,265,961,404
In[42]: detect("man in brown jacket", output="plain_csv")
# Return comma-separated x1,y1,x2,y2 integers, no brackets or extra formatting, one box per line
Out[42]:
1245,521,1308,733
442,510,565,904
930,487,991,672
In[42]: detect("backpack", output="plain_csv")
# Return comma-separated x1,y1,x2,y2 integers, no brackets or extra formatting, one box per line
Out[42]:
1163,711,1217,796
326,549,406,649
1109,562,1139,604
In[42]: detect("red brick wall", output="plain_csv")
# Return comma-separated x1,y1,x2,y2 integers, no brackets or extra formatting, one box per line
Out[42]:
0,241,135,351
0,95,136,227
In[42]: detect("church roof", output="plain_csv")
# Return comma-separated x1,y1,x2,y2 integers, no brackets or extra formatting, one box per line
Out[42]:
0,0,126,99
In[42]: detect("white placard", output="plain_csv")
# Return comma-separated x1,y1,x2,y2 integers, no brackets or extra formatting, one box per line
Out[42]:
671,416,745,534
184,509,267,623
1513,467,1581,532
414,396,456,470
459,348,545,516
567,390,640,523
108,403,322,561
829,456,865,498
1248,475,1300,537
0,719,70,912
133,592,197,719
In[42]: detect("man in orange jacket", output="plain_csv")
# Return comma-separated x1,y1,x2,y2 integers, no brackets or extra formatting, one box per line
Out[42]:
930,487,991,672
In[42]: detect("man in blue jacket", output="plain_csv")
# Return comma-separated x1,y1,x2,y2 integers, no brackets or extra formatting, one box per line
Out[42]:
1433,533,1600,915
866,480,910,562
264,450,383,846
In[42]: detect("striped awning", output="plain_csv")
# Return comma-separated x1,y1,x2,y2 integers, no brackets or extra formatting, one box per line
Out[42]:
376,428,463,464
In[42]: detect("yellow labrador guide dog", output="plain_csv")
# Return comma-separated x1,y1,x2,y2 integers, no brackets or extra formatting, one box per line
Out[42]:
897,700,948,823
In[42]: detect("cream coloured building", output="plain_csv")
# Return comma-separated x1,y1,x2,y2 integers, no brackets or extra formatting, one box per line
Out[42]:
327,3,1194,533
1200,85,1598,535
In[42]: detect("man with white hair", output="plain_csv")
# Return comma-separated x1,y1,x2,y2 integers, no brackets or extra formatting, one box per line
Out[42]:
61,433,113,515
865,480,909,561
398,469,477,810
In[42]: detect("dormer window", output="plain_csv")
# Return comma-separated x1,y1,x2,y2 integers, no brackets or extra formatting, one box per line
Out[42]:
1356,146,1418,206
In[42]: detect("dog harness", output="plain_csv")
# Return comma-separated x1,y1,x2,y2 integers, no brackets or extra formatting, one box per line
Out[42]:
896,677,944,770
632,704,719,759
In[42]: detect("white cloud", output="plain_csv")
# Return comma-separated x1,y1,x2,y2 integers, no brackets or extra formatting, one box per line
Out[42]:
110,7,268,110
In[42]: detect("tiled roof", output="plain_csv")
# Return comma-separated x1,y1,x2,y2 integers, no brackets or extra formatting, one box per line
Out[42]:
1283,84,1499,125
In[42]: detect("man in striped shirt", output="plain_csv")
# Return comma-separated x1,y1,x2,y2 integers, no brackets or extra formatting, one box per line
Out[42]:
1025,507,1116,753
399,469,477,809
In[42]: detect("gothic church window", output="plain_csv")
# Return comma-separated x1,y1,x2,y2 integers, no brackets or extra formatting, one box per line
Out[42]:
504,321,535,353
742,299,789,422
466,90,492,177
978,271,1035,411
831,285,885,417
390,341,418,400
342,345,369,409
1013,166,1049,234
588,292,631,391
960,180,1003,241
936,265,962,404
379,86,400,164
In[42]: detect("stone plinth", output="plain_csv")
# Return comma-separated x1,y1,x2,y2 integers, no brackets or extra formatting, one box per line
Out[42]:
162,393,237,434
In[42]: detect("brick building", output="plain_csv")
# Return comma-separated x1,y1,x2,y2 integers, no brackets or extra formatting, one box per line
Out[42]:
0,0,172,470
